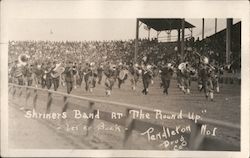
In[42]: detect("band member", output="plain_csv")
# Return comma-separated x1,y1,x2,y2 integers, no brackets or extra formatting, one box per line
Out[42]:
73,62,77,89
44,61,53,89
41,63,47,88
23,63,33,86
199,63,215,101
83,62,97,92
97,63,104,84
33,63,43,88
160,63,174,95
129,63,141,90
117,63,128,89
64,61,76,94
9,62,15,83
60,61,66,87
15,63,24,85
76,62,84,87
176,66,182,89
51,61,60,91
141,64,153,95
178,62,194,94
212,64,221,93
104,64,116,96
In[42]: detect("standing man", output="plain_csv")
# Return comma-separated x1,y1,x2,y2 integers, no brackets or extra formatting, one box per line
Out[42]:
129,63,141,91
23,63,33,86
97,63,104,84
33,63,43,88
104,64,116,96
83,62,97,92
141,64,153,95
160,63,174,95
64,61,75,94
199,62,215,101
51,61,60,91
44,61,53,89
13,60,24,85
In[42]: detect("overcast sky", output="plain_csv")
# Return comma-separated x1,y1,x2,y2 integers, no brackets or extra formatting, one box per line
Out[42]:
7,18,241,42
3,0,243,42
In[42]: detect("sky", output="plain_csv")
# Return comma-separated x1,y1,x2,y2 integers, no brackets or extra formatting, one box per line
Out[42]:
7,18,241,42
3,0,243,42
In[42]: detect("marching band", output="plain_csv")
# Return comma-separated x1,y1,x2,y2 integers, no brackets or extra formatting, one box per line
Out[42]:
9,52,222,101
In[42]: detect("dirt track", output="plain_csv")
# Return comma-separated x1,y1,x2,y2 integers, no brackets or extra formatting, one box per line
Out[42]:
8,78,241,150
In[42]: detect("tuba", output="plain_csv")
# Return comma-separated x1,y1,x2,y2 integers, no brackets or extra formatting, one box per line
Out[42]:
18,54,30,66
15,54,30,77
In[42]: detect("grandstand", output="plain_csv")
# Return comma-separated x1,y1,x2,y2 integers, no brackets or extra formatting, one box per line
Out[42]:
8,18,241,151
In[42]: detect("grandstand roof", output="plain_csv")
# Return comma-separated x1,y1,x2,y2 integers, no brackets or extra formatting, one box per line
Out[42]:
139,18,195,31
205,21,241,39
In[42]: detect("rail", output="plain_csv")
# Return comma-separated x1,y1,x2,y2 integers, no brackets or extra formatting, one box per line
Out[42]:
8,83,240,150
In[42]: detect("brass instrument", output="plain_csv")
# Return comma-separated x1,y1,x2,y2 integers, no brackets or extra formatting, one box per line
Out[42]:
18,54,30,66
15,54,30,77
51,63,65,78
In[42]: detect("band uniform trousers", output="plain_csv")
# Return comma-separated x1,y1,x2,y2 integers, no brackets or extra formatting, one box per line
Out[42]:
142,72,151,94
46,76,52,89
66,81,73,94
52,77,60,91
64,67,75,94
161,77,171,94
17,76,24,85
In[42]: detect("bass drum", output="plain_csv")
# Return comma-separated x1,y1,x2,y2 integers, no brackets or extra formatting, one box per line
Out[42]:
118,69,128,80
51,67,65,78
178,62,187,73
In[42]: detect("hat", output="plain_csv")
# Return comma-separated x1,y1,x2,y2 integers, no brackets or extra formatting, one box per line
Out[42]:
90,62,95,66
146,65,152,70
167,63,172,68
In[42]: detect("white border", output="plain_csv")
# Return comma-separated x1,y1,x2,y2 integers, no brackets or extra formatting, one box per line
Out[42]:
1,0,249,157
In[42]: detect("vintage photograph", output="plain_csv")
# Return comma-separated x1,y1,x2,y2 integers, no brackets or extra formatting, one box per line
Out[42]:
7,18,241,150
1,1,249,158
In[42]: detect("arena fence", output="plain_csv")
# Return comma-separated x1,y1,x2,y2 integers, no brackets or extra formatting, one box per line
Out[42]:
8,83,240,150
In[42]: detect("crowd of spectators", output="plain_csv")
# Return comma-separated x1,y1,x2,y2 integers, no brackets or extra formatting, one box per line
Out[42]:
8,31,241,73
8,39,178,66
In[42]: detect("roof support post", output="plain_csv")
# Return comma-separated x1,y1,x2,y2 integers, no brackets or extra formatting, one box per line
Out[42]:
157,31,161,39
181,18,185,62
178,29,181,55
215,18,217,34
202,18,205,40
226,18,233,64
189,28,193,37
148,27,151,40
134,18,139,64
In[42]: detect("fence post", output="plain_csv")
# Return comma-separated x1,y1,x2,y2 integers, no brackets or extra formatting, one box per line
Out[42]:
85,101,96,136
46,92,52,113
123,108,134,147
33,89,38,111
12,86,16,98
62,95,68,113
188,121,205,150
25,87,31,108
18,86,23,98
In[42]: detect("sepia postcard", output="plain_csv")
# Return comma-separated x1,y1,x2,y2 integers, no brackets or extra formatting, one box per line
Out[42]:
1,0,249,157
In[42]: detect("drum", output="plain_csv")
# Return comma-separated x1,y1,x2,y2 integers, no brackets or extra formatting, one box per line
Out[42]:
51,67,65,78
118,70,128,80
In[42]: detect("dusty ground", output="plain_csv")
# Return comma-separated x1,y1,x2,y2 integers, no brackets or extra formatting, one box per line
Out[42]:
8,77,240,150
